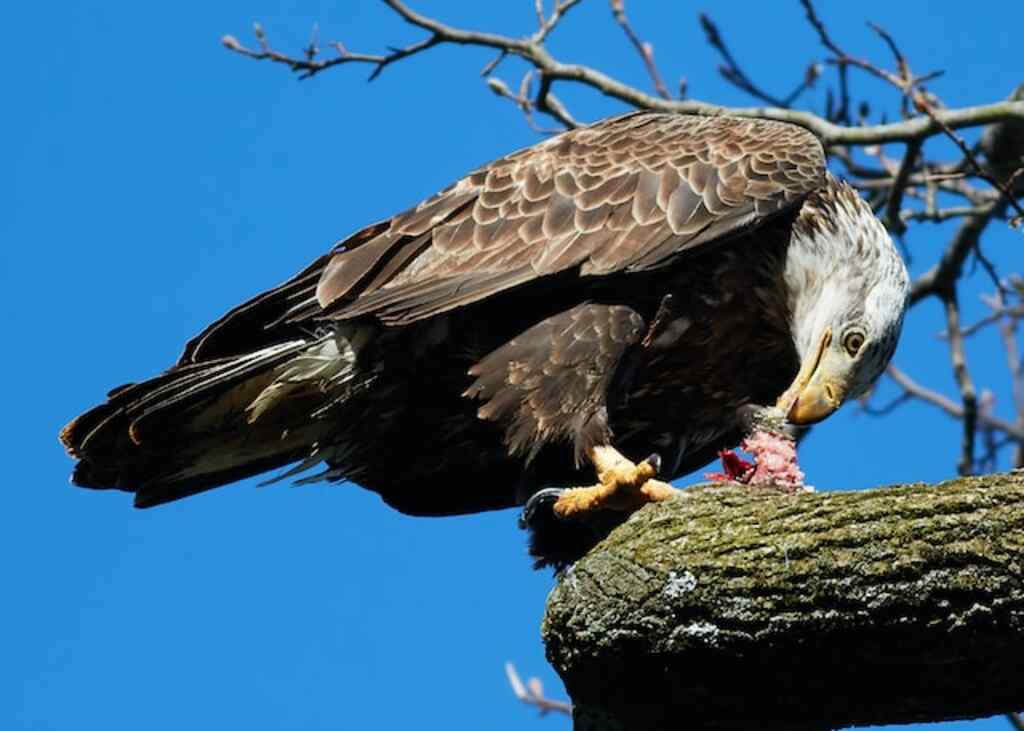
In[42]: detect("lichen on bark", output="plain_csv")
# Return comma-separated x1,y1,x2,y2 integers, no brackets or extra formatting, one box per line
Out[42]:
542,471,1024,731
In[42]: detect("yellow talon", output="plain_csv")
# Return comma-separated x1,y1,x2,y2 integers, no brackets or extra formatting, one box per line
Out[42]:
552,446,678,518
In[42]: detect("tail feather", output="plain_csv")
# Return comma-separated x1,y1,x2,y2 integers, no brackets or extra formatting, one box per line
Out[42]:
60,248,372,508
62,343,303,456
60,335,358,508
126,341,309,446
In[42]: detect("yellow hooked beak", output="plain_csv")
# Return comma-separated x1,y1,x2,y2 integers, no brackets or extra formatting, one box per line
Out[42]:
775,327,851,425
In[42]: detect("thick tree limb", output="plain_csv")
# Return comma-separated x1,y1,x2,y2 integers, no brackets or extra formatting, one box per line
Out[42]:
542,472,1024,731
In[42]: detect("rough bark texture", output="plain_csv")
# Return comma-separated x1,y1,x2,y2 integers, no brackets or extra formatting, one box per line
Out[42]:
542,471,1024,731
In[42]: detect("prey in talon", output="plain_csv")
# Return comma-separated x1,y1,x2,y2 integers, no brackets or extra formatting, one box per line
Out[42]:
59,114,909,572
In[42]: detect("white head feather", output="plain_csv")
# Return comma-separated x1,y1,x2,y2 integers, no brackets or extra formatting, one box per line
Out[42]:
785,176,910,399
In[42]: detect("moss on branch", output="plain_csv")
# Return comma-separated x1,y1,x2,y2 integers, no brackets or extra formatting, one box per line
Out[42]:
542,471,1024,731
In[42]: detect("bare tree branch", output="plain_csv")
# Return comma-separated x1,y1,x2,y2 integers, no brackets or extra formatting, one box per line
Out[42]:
992,289,1024,469
699,12,819,109
504,662,572,716
222,3,1024,146
800,0,942,104
913,93,1024,226
942,302,1024,340
609,0,672,100
531,0,583,44
221,21,440,82
796,1,1024,225
942,293,979,474
885,365,1024,444
486,72,576,133
884,139,923,234
910,199,1005,306
902,205,994,224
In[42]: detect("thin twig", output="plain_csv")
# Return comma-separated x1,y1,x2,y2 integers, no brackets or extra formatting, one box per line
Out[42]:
505,662,572,716
532,0,583,44
699,13,818,108
886,366,1024,443
610,0,672,100
993,290,1024,468
221,23,440,81
833,63,851,124
913,93,1024,226
479,49,508,77
861,392,912,417
486,75,555,134
902,205,994,224
800,0,905,89
535,74,579,129
486,71,576,133
943,293,978,474
977,389,999,473
910,199,1004,305
939,303,1024,340
884,139,922,234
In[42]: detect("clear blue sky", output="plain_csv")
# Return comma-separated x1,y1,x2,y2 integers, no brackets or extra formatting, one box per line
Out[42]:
5,2,1021,729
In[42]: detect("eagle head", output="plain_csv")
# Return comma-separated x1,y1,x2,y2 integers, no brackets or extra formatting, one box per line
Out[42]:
778,176,910,425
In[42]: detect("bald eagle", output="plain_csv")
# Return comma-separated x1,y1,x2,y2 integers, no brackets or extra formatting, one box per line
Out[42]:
61,112,909,560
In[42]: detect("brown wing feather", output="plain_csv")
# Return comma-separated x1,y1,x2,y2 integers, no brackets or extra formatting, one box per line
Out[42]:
310,112,824,326
464,303,646,463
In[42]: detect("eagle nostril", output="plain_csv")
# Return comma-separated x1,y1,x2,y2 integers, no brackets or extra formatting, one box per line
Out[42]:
824,384,835,403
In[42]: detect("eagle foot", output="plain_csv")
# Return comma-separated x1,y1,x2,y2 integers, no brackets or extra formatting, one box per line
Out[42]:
552,448,678,519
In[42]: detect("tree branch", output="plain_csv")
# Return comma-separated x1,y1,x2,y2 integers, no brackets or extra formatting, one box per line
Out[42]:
912,92,1024,225
884,138,922,234
543,472,1024,731
909,199,1006,306
505,662,573,716
885,365,1024,443
610,0,672,101
698,13,819,109
943,293,979,474
222,3,1024,146
992,289,1024,469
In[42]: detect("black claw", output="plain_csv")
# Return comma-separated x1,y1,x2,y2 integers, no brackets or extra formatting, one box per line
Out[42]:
519,487,567,529
521,485,633,573
643,452,662,476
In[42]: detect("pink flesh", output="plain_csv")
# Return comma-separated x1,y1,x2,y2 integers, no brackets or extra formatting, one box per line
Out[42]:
706,429,805,490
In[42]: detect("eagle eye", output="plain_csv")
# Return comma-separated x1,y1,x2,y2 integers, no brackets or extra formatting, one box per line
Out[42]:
843,331,865,356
